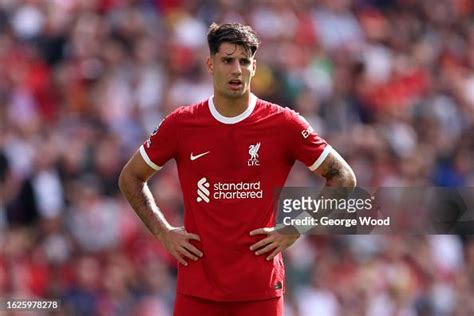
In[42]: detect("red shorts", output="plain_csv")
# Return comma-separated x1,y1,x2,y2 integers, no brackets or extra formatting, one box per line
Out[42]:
173,293,283,316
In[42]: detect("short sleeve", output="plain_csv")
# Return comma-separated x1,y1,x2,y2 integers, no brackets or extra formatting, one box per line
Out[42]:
286,109,332,171
139,111,179,170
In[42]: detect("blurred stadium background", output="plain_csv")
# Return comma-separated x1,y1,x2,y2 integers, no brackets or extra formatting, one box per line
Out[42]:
1,0,474,315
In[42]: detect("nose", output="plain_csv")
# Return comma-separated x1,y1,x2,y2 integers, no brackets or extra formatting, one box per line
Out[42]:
231,60,242,75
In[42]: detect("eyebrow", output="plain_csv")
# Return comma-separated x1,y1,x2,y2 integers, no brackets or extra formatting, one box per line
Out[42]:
221,56,251,62
221,50,252,59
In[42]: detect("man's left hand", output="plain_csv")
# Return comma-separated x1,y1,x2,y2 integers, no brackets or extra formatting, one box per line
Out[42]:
249,227,300,260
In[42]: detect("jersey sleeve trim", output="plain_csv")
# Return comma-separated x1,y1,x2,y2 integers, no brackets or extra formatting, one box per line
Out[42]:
139,145,162,171
308,145,332,171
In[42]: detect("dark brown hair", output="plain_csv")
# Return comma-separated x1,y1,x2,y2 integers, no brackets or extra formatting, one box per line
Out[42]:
207,23,260,57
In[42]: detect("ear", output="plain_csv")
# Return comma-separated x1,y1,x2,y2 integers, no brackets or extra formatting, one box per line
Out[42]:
206,57,214,75
251,59,257,77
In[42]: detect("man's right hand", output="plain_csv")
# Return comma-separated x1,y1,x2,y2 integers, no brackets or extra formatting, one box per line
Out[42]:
157,227,203,266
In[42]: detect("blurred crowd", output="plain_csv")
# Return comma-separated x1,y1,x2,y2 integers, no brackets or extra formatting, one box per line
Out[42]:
1,0,474,315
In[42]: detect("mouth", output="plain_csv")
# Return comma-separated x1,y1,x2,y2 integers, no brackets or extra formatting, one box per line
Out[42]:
228,79,243,90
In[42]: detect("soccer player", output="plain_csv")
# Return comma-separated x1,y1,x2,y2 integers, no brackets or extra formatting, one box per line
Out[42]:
119,23,356,316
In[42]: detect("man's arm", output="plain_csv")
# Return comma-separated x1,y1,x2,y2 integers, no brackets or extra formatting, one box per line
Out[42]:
250,147,356,260
118,151,202,266
313,148,356,188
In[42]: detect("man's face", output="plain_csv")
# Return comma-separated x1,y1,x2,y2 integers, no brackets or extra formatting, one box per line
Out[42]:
207,42,256,99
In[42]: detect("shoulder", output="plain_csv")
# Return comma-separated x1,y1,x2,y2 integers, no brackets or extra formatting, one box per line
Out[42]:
255,98,285,113
254,98,289,119
169,99,208,118
254,98,306,124
170,100,208,116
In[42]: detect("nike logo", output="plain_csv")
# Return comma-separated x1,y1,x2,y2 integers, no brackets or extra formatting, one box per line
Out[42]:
190,151,210,161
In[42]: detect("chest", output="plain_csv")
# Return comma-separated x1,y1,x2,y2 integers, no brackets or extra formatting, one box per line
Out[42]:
176,124,288,177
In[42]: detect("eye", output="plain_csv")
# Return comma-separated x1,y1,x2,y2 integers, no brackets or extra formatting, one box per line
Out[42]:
222,58,232,64
240,59,251,66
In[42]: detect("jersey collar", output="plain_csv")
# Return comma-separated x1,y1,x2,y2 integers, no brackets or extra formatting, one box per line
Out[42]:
208,94,257,124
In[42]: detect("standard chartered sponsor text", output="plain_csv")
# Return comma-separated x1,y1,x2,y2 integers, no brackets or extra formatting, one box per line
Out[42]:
213,181,263,199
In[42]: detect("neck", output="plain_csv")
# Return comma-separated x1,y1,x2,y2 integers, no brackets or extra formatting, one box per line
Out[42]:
213,92,251,117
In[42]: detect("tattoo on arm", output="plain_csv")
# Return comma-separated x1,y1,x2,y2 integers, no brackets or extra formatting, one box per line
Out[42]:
315,150,356,189
319,156,351,187
119,173,171,237
321,158,344,185
310,150,357,221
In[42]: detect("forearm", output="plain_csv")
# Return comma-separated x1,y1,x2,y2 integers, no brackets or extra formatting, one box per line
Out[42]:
315,149,357,199
324,177,356,211
119,174,171,237
323,167,356,199
323,159,356,188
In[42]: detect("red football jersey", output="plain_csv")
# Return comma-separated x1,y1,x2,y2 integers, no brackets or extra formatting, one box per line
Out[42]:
140,94,330,301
